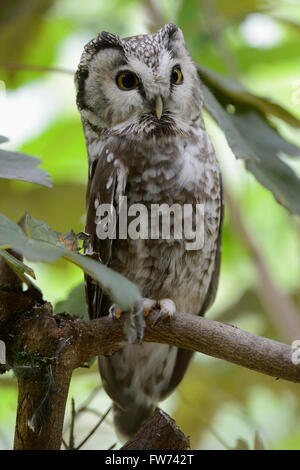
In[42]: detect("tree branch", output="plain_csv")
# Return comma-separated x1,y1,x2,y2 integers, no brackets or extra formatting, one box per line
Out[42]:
78,311,300,383
1,289,300,449
121,408,190,450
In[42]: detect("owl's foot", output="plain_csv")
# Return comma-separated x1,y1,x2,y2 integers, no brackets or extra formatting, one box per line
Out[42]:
109,298,176,343
109,299,155,344
109,303,144,344
121,298,156,345
152,298,176,327
109,304,123,320
142,298,157,317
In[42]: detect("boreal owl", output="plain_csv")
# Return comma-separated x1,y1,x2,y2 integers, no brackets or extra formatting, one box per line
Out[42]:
75,22,223,440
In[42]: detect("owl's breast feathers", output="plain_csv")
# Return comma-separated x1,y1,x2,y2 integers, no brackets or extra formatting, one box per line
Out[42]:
86,127,222,316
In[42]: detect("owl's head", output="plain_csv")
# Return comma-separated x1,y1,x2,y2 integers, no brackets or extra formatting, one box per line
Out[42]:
75,23,203,137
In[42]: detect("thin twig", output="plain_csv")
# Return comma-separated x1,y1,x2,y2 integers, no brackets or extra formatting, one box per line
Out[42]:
61,438,69,450
63,385,102,432
75,406,112,450
107,442,117,450
0,62,74,75
69,398,76,450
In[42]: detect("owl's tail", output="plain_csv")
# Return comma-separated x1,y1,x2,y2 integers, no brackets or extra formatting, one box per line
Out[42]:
113,402,155,442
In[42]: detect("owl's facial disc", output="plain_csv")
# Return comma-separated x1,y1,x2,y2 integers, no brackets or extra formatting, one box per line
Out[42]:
76,23,203,134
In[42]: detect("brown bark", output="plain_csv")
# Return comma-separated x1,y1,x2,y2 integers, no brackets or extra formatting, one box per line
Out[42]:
121,408,190,450
14,366,72,450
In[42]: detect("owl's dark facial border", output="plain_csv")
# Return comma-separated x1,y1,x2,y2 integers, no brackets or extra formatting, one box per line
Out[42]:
75,42,127,111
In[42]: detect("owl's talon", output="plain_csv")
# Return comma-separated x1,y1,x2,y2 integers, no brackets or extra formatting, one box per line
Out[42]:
152,299,176,327
109,304,123,320
142,298,156,317
144,308,150,317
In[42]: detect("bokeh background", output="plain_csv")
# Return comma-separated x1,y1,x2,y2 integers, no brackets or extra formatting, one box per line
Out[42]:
1,0,300,450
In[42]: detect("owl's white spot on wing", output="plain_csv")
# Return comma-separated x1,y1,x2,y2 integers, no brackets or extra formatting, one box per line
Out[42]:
106,175,113,189
114,160,128,201
87,139,105,162
86,242,93,255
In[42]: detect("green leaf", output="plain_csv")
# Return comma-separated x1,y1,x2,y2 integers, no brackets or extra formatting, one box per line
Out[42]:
26,216,141,309
54,282,87,318
0,214,64,262
202,84,256,160
0,213,141,311
0,137,52,187
64,251,141,311
200,68,300,216
199,65,300,129
0,249,36,285
20,117,87,184
25,214,66,247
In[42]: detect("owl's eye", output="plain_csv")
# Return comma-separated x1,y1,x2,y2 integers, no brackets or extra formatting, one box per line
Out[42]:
116,71,139,90
171,66,183,85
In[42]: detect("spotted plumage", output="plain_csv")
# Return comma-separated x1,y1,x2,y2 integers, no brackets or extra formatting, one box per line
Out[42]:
75,22,223,440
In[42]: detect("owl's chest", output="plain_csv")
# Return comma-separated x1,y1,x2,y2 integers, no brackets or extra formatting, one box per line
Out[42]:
126,136,213,205
110,134,222,313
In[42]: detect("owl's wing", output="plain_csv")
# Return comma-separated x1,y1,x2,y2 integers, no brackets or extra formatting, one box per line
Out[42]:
199,171,224,316
85,149,127,320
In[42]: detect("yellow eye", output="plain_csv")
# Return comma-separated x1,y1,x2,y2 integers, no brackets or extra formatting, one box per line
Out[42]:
116,71,139,90
171,66,183,85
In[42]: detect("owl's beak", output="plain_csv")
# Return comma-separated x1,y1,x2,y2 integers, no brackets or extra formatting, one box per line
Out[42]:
155,95,163,120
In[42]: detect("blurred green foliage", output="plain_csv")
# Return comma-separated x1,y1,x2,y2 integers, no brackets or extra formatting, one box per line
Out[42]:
1,0,300,450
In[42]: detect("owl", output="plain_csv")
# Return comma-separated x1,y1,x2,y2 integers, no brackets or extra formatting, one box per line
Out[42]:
75,23,223,441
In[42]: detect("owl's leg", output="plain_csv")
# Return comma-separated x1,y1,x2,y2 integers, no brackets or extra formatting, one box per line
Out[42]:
109,298,156,320
109,298,175,341
152,298,176,326
109,298,156,344
132,297,163,343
